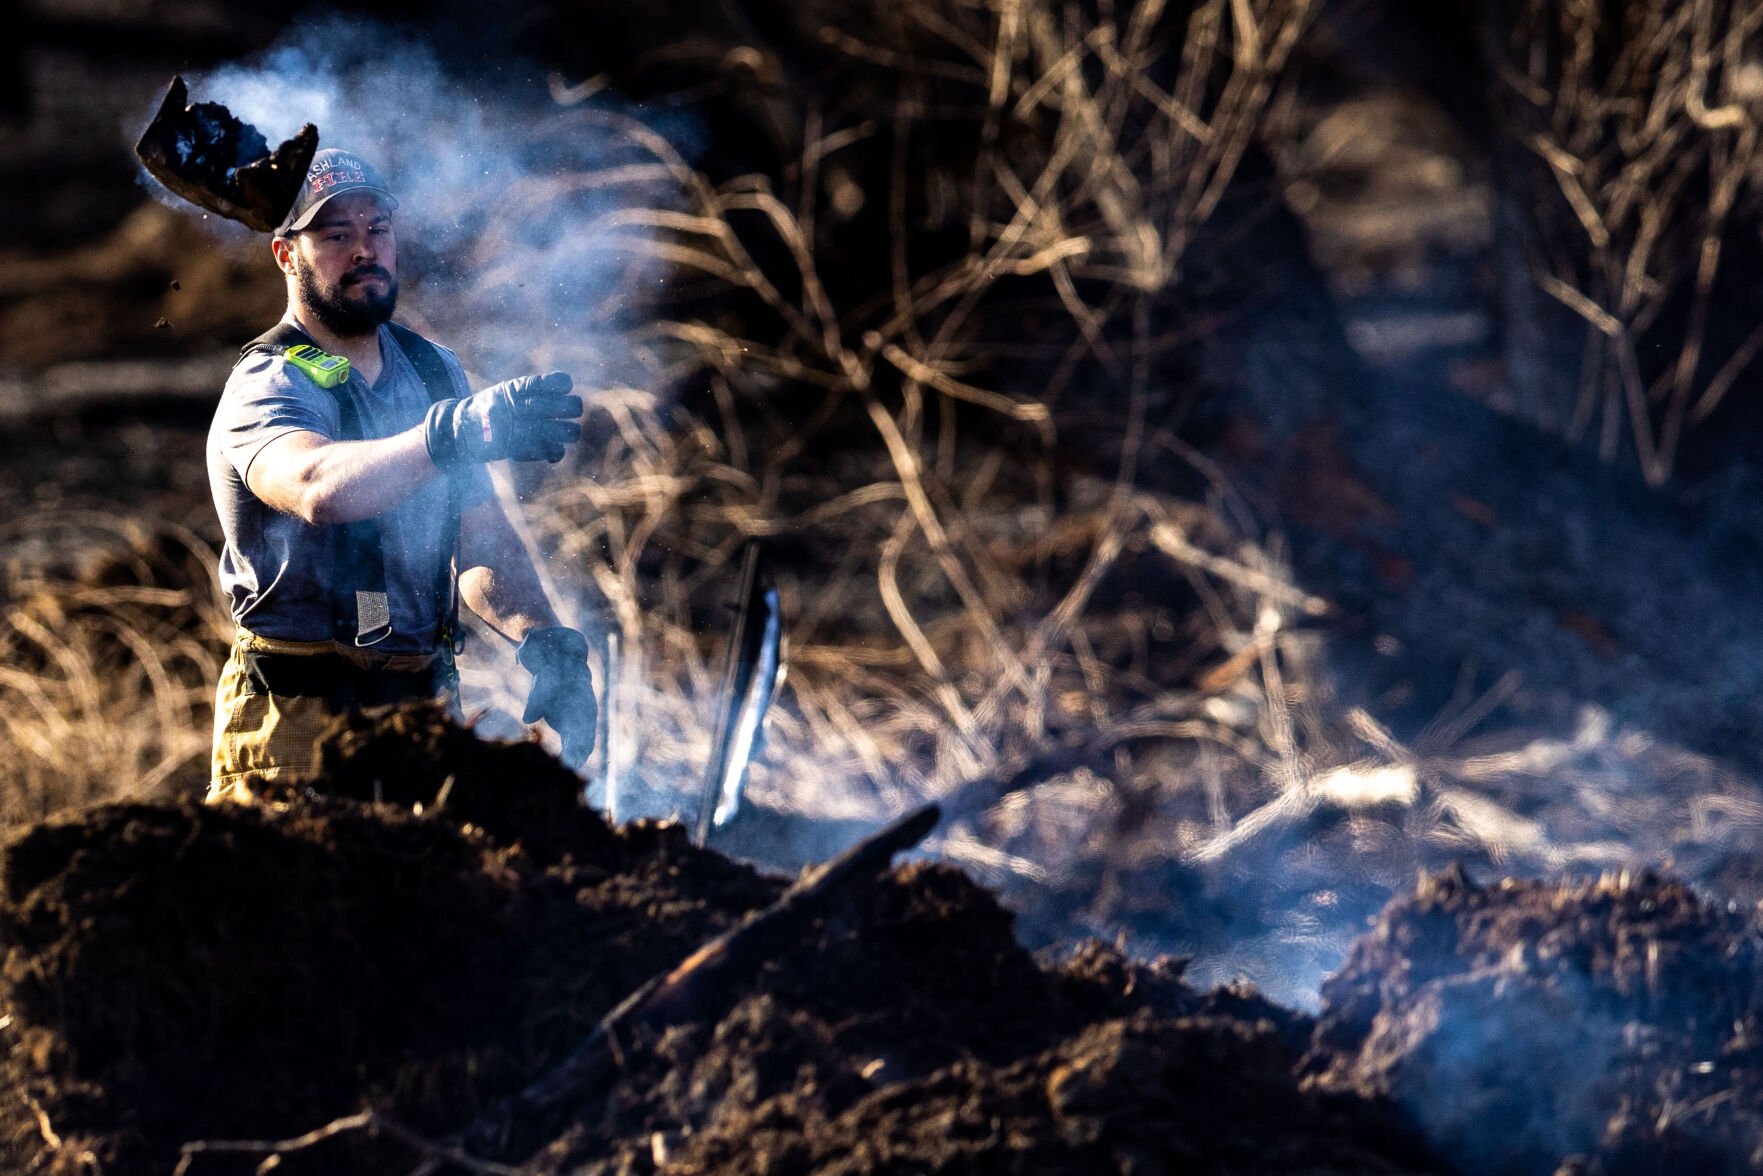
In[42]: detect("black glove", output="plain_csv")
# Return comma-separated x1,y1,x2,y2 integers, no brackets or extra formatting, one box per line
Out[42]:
424,372,582,467
516,626,597,768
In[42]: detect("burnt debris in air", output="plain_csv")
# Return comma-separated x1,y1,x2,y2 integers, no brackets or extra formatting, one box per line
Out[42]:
134,75,318,232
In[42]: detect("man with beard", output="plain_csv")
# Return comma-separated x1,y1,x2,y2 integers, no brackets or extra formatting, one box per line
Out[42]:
206,148,597,800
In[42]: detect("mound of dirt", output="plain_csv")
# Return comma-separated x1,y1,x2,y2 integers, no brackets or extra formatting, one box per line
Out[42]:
9,703,1763,1176
1305,866,1763,1175
0,704,1424,1175
272,700,623,866
0,705,781,1174
21,704,1763,1176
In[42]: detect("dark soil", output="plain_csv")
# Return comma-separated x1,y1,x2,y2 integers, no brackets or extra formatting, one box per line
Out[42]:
0,705,781,1174
650,1010,1422,1176
8,706,1763,1176
0,705,1428,1175
1305,867,1763,1176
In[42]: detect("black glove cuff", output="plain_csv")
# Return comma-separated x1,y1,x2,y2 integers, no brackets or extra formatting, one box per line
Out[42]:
517,626,590,673
423,398,463,468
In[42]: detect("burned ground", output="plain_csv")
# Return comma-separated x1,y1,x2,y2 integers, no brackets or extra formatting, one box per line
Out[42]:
6,708,1763,1174
0,706,1428,1175
0,706,781,1173
1307,867,1763,1176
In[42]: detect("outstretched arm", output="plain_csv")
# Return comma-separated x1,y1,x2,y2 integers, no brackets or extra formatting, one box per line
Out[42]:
247,426,438,526
241,370,581,527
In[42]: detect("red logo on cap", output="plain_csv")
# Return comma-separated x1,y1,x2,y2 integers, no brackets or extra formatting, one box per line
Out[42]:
309,166,367,195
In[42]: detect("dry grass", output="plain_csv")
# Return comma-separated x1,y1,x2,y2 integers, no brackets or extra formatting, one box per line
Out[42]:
0,510,231,827
1484,0,1763,483
470,0,1325,827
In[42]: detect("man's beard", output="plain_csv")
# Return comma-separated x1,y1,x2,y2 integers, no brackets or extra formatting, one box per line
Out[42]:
298,261,398,337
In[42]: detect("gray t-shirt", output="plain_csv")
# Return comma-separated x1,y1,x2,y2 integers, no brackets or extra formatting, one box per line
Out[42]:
207,321,491,652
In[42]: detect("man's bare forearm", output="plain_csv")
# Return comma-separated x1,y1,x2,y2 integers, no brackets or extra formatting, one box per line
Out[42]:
248,427,440,525
457,496,563,643
459,562,560,643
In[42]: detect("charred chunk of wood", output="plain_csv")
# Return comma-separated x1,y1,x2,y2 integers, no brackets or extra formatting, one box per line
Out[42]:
134,75,318,233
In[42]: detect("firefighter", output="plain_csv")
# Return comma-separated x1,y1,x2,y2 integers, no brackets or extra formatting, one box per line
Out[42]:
205,148,596,801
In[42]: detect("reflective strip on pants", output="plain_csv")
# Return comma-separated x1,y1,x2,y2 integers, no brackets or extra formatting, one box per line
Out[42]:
206,628,449,805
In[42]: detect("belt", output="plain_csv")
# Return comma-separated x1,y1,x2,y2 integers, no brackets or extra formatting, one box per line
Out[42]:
241,648,453,710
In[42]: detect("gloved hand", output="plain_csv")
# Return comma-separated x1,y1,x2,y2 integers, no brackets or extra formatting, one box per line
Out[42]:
424,372,581,468
516,626,597,768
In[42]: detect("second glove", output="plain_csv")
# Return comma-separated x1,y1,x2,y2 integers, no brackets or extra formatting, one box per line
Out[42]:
516,625,598,768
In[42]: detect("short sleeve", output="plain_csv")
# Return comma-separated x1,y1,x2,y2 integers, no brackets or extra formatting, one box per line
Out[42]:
213,353,341,482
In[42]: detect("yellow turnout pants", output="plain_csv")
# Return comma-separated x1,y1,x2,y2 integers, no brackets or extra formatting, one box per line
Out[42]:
207,628,451,804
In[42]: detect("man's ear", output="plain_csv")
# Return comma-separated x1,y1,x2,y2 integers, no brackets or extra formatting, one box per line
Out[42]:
270,235,297,277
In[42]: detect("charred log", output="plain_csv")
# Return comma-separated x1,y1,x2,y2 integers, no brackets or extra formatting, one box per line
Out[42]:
133,75,317,233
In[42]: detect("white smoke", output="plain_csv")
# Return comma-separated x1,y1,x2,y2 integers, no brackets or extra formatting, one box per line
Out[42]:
191,16,691,382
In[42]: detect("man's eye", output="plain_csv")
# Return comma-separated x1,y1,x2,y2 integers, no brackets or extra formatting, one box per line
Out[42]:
325,233,348,243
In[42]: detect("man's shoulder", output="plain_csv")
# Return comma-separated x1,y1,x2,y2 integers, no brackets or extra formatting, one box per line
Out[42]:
216,348,336,433
227,320,318,393
229,321,360,402
223,348,298,396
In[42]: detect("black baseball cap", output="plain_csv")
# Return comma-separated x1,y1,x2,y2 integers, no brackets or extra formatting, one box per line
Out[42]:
276,148,399,236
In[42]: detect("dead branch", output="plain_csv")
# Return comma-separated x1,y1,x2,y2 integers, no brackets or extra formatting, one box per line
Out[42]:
460,804,941,1161
174,1109,521,1176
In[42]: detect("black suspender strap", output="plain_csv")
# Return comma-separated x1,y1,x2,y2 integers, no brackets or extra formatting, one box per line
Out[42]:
328,389,395,646
386,322,469,657
238,322,389,646
236,321,465,652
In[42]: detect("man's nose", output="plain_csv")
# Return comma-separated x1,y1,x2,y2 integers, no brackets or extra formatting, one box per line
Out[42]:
351,232,379,263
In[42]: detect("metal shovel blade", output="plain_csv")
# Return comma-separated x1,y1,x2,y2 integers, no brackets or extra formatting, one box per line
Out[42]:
693,542,785,847
134,75,318,233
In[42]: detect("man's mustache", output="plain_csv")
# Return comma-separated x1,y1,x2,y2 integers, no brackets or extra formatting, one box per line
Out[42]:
343,266,392,285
